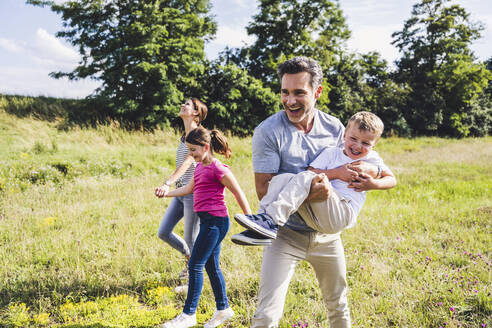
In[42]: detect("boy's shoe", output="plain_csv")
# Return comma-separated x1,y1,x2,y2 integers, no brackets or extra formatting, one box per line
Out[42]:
203,307,234,328
234,213,278,239
231,230,273,246
161,312,196,328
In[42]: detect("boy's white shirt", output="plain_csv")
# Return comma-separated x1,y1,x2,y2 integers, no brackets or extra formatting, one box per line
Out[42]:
309,145,389,217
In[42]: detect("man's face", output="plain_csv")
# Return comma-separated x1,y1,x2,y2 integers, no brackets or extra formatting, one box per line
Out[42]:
280,72,322,127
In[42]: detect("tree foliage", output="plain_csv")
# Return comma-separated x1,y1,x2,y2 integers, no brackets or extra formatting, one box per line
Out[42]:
198,62,280,135
226,0,350,91
392,0,491,136
28,0,216,125
27,0,491,137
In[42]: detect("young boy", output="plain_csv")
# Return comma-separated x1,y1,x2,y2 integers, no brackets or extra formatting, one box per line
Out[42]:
233,111,396,245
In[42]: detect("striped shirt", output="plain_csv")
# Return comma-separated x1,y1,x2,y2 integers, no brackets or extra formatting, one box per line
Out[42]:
175,136,196,188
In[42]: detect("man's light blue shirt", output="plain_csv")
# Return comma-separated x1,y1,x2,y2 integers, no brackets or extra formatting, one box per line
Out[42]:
252,109,344,231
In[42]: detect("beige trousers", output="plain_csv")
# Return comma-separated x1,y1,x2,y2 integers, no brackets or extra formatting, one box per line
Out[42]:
259,171,356,234
250,227,351,328
251,172,353,327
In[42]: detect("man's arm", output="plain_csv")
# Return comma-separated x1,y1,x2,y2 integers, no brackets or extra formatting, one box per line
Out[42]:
308,165,359,182
309,161,379,182
347,160,378,179
348,169,396,192
254,172,275,200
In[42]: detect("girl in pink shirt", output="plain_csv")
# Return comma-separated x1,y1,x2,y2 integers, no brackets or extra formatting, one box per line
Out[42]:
162,126,251,328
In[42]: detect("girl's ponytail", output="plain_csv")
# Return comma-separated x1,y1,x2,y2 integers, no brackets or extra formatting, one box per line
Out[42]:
210,129,231,159
186,126,231,159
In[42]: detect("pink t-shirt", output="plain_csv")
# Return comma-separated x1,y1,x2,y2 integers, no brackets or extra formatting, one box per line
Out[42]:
193,158,231,217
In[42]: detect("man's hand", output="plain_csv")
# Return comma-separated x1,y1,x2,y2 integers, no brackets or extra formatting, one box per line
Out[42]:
306,173,332,202
347,160,378,178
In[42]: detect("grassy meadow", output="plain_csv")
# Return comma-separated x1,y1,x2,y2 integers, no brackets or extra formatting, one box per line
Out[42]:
0,109,490,327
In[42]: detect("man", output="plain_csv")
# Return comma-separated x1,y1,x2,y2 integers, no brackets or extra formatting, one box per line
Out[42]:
231,56,378,327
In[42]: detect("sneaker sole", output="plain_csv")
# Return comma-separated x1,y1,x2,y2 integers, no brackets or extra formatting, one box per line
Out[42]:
234,214,277,239
230,233,272,246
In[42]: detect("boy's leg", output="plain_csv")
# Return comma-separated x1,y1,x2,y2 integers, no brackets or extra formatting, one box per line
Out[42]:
233,173,300,239
297,188,356,235
263,171,316,225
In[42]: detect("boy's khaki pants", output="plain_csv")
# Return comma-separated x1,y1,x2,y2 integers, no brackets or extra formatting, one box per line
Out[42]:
259,171,356,234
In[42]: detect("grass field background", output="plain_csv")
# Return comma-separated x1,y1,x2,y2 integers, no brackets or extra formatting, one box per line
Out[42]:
0,109,490,327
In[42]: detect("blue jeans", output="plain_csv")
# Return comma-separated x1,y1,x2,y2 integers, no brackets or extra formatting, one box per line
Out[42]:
157,194,199,257
183,212,230,314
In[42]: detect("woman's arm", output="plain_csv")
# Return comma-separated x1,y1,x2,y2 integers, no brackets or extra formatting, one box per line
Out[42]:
155,155,194,197
221,173,252,215
165,178,194,197
166,155,195,185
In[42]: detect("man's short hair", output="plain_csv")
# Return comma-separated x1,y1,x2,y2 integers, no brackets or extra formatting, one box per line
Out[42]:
277,56,323,89
347,111,384,137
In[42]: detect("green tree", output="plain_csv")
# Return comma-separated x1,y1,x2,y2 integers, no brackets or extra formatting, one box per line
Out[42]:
226,0,350,91
223,0,410,134
325,52,410,136
392,0,491,136
463,56,492,136
199,62,280,135
28,0,216,125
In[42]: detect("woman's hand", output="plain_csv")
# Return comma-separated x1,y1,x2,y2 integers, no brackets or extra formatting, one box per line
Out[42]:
154,185,170,198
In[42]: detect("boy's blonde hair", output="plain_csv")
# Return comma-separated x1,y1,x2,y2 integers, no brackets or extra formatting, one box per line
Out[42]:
347,111,384,137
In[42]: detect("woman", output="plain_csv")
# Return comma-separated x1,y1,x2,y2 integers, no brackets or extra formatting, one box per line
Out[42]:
154,98,208,281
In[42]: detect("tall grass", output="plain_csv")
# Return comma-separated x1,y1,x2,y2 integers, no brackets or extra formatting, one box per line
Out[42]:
0,110,490,327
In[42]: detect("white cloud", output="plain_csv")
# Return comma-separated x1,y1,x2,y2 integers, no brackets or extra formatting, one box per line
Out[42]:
213,25,255,48
0,38,24,54
228,0,248,8
34,28,80,67
0,28,80,71
0,66,99,98
347,24,401,64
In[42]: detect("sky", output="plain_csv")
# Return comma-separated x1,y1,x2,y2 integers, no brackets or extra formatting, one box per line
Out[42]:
0,0,490,99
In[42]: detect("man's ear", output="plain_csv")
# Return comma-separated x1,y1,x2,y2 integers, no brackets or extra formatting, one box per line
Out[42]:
314,85,323,99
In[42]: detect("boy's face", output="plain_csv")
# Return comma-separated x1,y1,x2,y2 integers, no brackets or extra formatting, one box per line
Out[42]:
343,124,379,160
